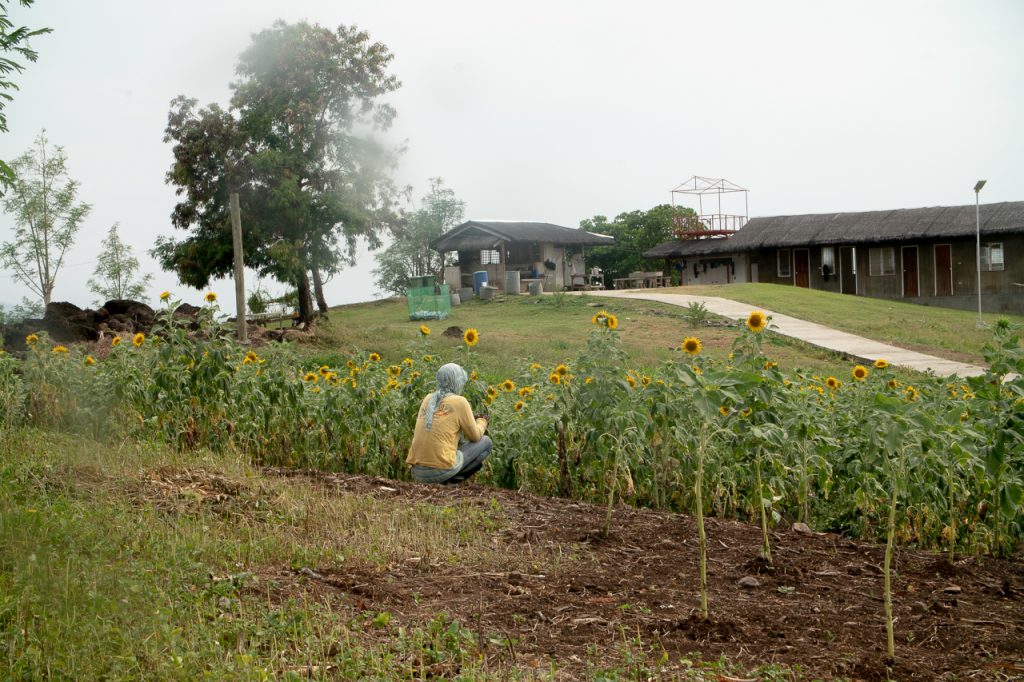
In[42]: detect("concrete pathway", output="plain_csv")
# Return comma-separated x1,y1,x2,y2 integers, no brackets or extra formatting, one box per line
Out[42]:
583,290,988,378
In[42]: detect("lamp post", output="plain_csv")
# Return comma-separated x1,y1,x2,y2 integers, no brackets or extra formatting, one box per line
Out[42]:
974,180,986,326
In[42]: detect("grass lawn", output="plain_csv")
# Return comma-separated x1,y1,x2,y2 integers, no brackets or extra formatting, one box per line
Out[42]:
307,292,858,382
667,283,1024,364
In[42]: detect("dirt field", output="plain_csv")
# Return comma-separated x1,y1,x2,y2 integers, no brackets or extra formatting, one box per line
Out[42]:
256,469,1024,680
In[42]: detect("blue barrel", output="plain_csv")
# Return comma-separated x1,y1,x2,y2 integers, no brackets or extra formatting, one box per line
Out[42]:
473,270,488,293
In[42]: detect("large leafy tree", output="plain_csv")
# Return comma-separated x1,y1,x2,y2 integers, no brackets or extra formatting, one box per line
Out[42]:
0,0,51,191
156,21,402,323
580,204,697,283
87,223,153,304
373,178,464,297
1,130,91,309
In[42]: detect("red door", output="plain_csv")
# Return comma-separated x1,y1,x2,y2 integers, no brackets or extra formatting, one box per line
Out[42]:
902,246,919,297
934,244,952,296
794,249,810,288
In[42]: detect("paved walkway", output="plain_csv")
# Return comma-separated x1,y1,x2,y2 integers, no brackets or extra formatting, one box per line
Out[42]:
584,290,988,378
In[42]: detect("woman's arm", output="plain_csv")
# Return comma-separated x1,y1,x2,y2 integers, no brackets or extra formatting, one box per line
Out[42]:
454,396,487,441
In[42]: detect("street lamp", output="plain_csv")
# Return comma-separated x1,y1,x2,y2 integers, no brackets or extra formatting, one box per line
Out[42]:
974,180,986,326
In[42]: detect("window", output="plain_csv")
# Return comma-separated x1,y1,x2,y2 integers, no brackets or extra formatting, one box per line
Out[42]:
981,243,1004,271
777,249,791,278
869,247,895,276
821,246,835,270
480,249,500,265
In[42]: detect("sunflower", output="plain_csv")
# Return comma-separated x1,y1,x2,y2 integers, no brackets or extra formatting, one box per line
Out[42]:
51,344,69,354
245,350,259,363
549,373,561,385
852,365,869,381
25,333,39,346
625,375,637,388
518,386,533,398
368,352,382,362
303,371,318,383
584,376,594,384
719,405,731,416
204,291,217,303
462,327,480,347
319,365,331,375
554,363,569,376
606,314,619,330
470,370,478,380
501,379,515,392
402,357,414,368
887,378,900,390
825,376,840,390
514,400,525,412
746,311,767,333
763,361,778,370
111,336,122,347
874,358,889,369
530,363,542,371
641,375,651,386
486,386,498,399
159,291,171,301
740,407,752,418
591,311,608,325
419,324,431,336
130,333,144,347
84,355,96,366
905,385,919,401
681,337,702,355
410,371,421,380
386,379,399,390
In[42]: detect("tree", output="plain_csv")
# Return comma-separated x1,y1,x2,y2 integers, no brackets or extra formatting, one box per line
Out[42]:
580,204,698,284
0,1,51,191
373,178,464,297
155,21,403,324
87,223,153,304
1,130,91,308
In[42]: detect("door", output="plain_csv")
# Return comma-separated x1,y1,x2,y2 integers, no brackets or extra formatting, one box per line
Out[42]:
794,249,810,288
839,246,857,294
934,244,952,296
902,246,919,297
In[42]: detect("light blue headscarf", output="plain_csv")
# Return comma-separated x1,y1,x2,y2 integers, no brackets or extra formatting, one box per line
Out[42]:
423,363,469,431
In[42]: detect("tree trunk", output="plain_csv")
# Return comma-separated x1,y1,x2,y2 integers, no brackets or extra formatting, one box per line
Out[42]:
311,266,329,316
296,270,315,326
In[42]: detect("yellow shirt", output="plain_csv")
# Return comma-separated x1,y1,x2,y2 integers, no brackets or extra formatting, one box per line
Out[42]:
406,394,488,470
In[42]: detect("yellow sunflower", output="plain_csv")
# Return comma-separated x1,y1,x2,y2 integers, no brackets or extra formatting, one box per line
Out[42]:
740,407,752,418
419,324,431,336
746,310,767,333
518,386,533,398
681,336,702,355
52,345,69,354
486,386,498,398
159,291,171,301
111,336,122,347
874,358,889,369
463,327,479,347
25,333,39,346
501,379,515,392
825,376,840,390
549,372,561,385
319,365,331,375
852,365,869,381
132,333,145,347
403,357,414,367
554,363,569,376
584,376,594,384
368,352,381,362
763,361,778,370
303,371,318,383
514,400,525,412
905,385,919,401
719,405,731,416
641,375,651,386
84,355,96,366
204,291,217,303
470,370,478,380
530,363,542,371
625,375,637,388
606,314,619,330
887,378,900,389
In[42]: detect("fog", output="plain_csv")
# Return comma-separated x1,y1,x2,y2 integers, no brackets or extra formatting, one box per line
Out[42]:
1,0,1022,314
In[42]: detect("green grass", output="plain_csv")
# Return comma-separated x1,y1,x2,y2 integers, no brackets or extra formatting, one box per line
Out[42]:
669,283,1024,363
311,293,866,382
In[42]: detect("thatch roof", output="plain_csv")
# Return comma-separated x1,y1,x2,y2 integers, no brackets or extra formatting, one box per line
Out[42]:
432,221,614,253
644,201,1024,257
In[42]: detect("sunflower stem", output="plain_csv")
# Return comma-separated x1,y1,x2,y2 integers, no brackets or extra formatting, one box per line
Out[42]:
755,455,772,565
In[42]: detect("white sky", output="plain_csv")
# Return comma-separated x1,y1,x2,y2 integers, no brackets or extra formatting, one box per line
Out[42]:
2,0,1022,314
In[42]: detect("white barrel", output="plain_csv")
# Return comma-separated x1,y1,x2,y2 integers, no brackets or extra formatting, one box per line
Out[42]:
528,280,544,296
450,292,461,306
504,270,521,294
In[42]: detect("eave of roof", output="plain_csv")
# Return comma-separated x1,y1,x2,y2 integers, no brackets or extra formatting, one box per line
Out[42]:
431,220,615,252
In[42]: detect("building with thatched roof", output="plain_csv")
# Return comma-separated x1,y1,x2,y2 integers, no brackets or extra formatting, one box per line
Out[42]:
431,221,614,293
644,201,1024,313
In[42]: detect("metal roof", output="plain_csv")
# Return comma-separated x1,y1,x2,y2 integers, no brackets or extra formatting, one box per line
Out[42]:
432,221,615,252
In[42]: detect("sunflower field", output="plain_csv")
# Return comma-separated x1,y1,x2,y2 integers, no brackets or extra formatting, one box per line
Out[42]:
2,298,1023,559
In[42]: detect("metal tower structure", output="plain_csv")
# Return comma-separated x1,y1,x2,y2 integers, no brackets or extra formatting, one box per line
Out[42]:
670,176,749,239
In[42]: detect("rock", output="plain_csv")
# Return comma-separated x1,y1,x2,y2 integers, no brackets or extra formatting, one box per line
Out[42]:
442,325,464,338
298,567,323,580
737,576,761,589
943,584,962,594
792,522,815,535
911,600,929,615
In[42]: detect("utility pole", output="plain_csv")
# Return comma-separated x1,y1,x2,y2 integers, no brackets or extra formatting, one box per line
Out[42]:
229,191,248,343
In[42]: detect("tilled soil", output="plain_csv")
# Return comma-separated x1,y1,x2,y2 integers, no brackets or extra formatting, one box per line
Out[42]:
261,469,1024,680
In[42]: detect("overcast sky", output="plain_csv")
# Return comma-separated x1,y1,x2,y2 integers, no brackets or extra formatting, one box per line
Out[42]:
2,0,1022,314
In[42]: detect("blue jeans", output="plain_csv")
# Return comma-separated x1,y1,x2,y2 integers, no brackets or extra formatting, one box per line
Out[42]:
411,436,493,484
